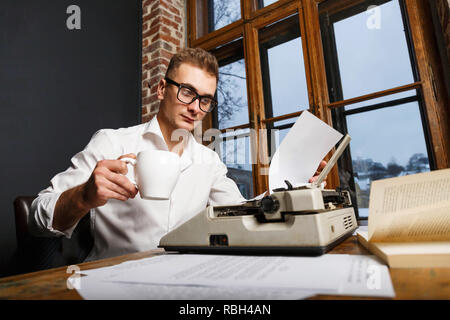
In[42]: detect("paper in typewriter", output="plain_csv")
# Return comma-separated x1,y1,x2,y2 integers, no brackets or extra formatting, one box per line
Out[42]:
268,110,343,192
368,168,450,242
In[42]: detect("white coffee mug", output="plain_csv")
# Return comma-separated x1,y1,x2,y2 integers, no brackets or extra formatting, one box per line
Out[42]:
120,150,181,200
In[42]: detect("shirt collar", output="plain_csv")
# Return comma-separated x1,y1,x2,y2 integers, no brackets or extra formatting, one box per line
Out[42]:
143,115,166,148
143,115,194,172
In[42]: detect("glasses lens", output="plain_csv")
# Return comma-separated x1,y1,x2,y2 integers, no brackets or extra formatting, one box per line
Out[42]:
178,87,196,104
200,97,212,109
200,98,217,112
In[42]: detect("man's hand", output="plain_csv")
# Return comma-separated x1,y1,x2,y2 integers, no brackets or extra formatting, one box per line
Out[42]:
53,154,139,232
308,160,327,186
81,154,139,209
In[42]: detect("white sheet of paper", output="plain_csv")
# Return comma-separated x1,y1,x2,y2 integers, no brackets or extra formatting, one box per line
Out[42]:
102,254,345,292
339,255,395,297
78,253,395,299
77,277,315,300
243,191,267,202
268,110,343,192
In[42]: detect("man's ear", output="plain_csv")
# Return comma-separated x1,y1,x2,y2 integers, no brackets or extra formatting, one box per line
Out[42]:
157,78,166,101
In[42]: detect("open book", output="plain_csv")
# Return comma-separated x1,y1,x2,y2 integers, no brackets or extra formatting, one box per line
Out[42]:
356,168,450,268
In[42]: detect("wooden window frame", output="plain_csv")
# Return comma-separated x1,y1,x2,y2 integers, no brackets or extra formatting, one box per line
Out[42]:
187,0,450,198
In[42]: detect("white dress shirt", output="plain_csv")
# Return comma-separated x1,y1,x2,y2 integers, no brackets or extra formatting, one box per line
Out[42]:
29,116,246,261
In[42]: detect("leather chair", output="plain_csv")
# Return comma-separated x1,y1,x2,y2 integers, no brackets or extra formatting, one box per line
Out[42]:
13,196,93,274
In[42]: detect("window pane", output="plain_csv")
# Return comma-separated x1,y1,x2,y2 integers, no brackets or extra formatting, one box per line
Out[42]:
218,129,253,199
209,0,241,32
267,38,309,116
217,59,248,129
259,15,309,119
258,0,278,9
345,102,430,217
330,0,415,100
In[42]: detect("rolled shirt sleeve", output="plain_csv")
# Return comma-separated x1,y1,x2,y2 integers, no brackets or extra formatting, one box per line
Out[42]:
28,129,116,238
29,191,73,238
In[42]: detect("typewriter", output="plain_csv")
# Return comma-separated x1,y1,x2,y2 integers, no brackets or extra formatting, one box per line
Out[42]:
159,135,358,255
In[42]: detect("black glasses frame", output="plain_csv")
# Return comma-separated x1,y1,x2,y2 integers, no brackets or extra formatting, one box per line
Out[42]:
162,77,217,113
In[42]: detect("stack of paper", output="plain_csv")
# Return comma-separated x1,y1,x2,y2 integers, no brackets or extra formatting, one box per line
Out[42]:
75,254,395,300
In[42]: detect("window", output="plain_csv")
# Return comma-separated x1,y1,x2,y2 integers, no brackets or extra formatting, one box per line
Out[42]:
219,129,254,199
208,0,241,33
217,58,248,129
188,0,450,219
259,14,309,157
319,0,433,217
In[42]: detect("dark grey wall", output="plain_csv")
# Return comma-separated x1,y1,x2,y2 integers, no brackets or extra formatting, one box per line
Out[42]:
0,0,142,276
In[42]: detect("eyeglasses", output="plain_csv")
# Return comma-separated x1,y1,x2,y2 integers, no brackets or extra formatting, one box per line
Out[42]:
163,77,218,113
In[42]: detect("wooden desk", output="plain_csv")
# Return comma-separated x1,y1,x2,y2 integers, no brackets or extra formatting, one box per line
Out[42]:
0,236,449,300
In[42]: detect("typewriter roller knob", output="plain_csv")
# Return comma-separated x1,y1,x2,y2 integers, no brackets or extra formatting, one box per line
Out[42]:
261,196,280,214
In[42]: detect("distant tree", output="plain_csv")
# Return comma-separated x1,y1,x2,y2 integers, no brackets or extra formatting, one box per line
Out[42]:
352,158,374,179
211,1,240,31
216,60,247,124
368,161,387,180
406,153,429,173
386,161,404,177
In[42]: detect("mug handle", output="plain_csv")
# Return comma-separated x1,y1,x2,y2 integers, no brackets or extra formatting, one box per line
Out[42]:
119,157,138,188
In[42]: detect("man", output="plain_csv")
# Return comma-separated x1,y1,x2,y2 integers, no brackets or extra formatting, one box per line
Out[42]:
30,48,325,261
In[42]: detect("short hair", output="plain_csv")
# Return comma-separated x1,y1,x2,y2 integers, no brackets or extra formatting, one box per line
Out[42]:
165,47,219,82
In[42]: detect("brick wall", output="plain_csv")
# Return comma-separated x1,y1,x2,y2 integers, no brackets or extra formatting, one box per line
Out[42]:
142,0,186,123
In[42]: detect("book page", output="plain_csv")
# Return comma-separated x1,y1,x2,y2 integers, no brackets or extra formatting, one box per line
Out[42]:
368,169,450,242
